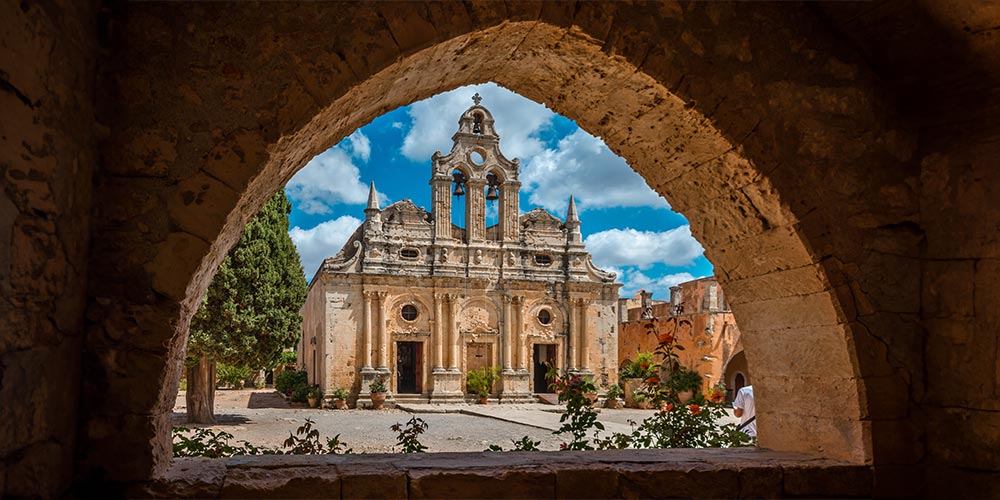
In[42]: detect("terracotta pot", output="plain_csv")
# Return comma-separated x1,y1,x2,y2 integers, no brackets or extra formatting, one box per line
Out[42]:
334,399,348,410
636,400,650,410
605,398,621,409
677,390,694,404
479,396,488,404
307,397,318,408
370,392,386,410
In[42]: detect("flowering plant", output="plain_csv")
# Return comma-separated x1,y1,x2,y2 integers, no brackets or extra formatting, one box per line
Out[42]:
369,375,388,394
706,382,727,404
546,365,603,450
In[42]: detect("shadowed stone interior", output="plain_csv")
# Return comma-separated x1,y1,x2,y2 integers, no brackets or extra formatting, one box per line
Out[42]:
2,1,1000,497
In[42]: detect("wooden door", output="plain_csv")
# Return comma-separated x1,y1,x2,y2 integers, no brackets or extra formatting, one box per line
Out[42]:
466,342,493,394
396,341,421,394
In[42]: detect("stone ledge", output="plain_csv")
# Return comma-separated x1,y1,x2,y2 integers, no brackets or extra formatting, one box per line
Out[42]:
130,449,871,499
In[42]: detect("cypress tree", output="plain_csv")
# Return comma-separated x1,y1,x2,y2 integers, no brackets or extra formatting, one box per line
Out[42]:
185,190,307,423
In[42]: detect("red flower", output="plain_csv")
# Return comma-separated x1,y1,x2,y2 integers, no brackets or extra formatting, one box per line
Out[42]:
663,403,674,412
708,391,725,403
645,376,660,386
657,332,674,344
559,443,567,450
688,404,701,415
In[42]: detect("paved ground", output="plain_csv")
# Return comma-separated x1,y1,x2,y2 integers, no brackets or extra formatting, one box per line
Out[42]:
173,389,738,453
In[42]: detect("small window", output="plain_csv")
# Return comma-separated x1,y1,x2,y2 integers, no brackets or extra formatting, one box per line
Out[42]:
534,254,552,266
401,305,418,321
400,248,419,259
470,150,485,165
537,309,552,325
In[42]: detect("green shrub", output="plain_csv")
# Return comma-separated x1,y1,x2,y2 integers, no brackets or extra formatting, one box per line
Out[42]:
291,382,311,403
278,351,297,367
217,364,252,389
466,366,500,397
666,366,703,393
332,388,349,400
276,370,307,395
605,383,623,400
619,352,659,380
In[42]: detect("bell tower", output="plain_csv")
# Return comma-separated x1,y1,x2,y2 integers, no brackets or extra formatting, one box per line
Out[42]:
430,93,521,244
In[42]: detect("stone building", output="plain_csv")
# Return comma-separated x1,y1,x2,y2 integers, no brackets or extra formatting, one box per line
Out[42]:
618,278,747,401
300,97,621,404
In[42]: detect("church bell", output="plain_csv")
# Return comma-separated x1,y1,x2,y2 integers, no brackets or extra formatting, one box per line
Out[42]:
486,185,499,201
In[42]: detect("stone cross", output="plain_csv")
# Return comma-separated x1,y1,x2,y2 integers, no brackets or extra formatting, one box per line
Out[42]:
472,93,482,105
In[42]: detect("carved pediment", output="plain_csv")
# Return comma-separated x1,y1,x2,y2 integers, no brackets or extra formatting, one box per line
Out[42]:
520,208,564,233
383,199,431,225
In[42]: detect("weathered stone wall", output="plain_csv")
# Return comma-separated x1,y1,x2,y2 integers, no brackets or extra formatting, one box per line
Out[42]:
0,1,98,496
916,103,1000,496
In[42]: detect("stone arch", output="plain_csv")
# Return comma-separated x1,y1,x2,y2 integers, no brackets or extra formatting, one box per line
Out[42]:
84,3,919,481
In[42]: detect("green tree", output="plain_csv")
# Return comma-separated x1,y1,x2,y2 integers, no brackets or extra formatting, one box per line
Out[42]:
185,190,307,423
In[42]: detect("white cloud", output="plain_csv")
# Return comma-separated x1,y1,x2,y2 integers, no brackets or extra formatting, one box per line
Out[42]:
391,121,404,130
617,269,699,299
585,225,704,270
289,216,363,279
522,129,667,214
286,131,384,214
344,130,371,162
401,83,556,162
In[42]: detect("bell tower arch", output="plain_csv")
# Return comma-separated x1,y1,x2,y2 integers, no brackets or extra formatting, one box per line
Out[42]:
430,94,521,244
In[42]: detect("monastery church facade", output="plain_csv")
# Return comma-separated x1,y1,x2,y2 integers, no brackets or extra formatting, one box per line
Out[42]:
300,96,621,403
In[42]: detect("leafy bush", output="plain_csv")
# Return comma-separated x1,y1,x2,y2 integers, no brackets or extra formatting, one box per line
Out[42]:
276,370,307,395
278,351,298,367
307,384,323,399
392,416,428,453
486,435,541,452
217,364,252,389
173,419,351,457
466,366,500,397
619,352,659,380
605,383,623,400
546,368,603,451
291,383,311,403
332,388,350,400
283,418,352,454
369,375,389,394
666,367,703,393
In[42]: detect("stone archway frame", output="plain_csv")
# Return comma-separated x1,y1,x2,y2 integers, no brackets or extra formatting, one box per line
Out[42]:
85,3,916,481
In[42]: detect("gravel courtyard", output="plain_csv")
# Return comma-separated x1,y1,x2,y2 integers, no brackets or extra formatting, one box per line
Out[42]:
172,389,738,453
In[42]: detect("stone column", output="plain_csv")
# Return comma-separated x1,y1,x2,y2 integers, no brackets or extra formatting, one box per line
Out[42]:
376,291,388,370
502,295,513,372
568,298,578,371
448,293,460,371
514,296,527,370
577,298,591,371
362,291,374,370
433,293,445,370
467,180,486,242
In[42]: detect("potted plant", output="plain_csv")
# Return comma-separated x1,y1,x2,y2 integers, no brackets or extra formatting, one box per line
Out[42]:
619,352,659,407
632,389,651,410
369,375,389,410
667,366,702,403
307,384,322,408
332,388,350,409
604,383,623,409
466,366,499,404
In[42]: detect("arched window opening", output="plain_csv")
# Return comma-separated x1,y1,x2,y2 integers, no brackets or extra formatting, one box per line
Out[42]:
451,168,467,232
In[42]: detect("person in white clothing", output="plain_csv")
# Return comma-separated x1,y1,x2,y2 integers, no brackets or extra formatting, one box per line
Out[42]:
733,385,756,438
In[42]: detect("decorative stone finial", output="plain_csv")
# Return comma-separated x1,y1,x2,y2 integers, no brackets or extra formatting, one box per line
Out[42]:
472,93,482,106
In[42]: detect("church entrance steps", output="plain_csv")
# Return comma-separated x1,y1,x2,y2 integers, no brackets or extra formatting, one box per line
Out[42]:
534,393,559,405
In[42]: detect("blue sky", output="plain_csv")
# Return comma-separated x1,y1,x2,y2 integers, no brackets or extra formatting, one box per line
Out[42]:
286,83,713,300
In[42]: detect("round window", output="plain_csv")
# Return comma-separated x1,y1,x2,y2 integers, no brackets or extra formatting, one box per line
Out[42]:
470,150,485,165
537,309,552,325
401,304,418,321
